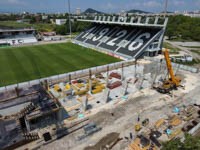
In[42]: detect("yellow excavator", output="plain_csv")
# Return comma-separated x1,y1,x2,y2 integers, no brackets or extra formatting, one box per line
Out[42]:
155,49,181,94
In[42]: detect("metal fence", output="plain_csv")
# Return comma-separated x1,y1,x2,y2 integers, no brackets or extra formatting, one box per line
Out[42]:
0,59,136,93
144,56,199,73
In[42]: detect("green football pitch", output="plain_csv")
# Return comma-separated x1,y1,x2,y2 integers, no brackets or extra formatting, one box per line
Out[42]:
0,42,121,87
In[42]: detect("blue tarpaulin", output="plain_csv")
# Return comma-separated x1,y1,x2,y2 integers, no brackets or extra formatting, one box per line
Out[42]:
167,129,172,135
78,114,84,119
174,107,179,113
122,96,128,100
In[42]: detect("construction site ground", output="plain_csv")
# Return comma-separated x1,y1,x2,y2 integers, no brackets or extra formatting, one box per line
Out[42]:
16,68,200,150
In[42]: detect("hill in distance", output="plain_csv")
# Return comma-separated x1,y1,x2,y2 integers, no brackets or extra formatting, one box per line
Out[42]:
160,11,174,13
126,9,152,14
84,8,104,14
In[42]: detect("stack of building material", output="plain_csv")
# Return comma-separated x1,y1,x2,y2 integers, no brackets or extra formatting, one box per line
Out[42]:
72,80,78,84
107,81,122,89
170,115,182,127
95,84,105,90
154,119,165,129
65,84,70,90
76,83,85,88
92,88,103,94
109,72,121,79
168,128,182,140
86,78,100,89
75,89,89,96
54,84,60,92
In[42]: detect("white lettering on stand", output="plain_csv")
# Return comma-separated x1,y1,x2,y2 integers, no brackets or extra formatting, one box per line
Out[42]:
93,28,110,41
107,30,127,46
128,33,151,51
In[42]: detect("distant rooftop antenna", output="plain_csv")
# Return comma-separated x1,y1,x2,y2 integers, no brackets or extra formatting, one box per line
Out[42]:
164,0,168,18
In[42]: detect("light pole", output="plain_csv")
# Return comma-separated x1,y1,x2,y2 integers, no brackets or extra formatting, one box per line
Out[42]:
164,0,168,18
68,0,72,39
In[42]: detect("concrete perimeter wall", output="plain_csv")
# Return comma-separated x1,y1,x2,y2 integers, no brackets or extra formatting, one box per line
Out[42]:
0,59,136,93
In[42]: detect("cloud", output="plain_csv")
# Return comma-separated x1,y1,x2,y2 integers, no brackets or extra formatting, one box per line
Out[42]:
125,1,162,10
196,0,200,6
99,2,119,11
144,1,162,8
106,2,118,9
171,0,185,6
0,0,28,6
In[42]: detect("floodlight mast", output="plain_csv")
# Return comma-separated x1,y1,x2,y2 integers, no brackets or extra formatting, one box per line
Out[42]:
68,0,72,39
164,0,168,18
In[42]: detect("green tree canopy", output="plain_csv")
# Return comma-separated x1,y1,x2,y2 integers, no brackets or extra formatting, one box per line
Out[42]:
162,133,200,150
165,15,200,41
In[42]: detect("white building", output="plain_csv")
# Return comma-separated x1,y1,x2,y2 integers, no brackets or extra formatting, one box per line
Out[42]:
0,28,37,46
77,8,81,15
120,10,127,17
55,19,67,25
184,10,200,18
42,16,48,20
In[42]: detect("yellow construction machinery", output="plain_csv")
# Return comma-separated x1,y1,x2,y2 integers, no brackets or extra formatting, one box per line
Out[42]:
135,125,141,132
155,49,181,94
142,119,149,127
128,135,157,150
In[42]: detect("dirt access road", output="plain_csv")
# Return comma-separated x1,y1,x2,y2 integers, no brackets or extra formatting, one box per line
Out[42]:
165,39,200,60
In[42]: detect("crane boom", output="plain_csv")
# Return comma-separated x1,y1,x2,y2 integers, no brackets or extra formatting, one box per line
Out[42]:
163,49,176,84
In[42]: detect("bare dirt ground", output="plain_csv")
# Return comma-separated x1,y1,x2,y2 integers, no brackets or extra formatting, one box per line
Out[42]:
22,70,200,150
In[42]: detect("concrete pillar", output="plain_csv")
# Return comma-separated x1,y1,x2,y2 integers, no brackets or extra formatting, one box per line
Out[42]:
89,79,92,94
102,89,110,104
106,76,109,87
69,74,72,92
56,108,63,122
15,87,19,97
121,64,124,82
106,66,109,87
122,81,128,96
139,75,144,90
25,117,31,131
134,62,137,78
82,96,88,112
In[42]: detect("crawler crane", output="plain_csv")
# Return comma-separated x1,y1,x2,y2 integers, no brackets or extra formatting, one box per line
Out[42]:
155,49,181,94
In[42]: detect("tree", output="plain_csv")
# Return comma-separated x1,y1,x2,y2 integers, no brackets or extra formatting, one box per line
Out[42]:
30,17,36,24
161,133,200,150
55,25,68,35
165,15,200,41
166,26,175,40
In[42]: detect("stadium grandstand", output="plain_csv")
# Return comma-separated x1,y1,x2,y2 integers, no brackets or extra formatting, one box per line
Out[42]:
74,16,168,60
0,28,37,46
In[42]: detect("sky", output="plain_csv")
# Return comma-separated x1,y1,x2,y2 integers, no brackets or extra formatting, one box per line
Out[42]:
0,0,200,13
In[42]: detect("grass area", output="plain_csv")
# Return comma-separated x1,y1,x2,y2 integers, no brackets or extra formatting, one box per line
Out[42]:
168,38,195,42
172,59,200,66
0,42,121,87
191,50,200,55
182,46,200,49
0,21,56,32
163,42,180,54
